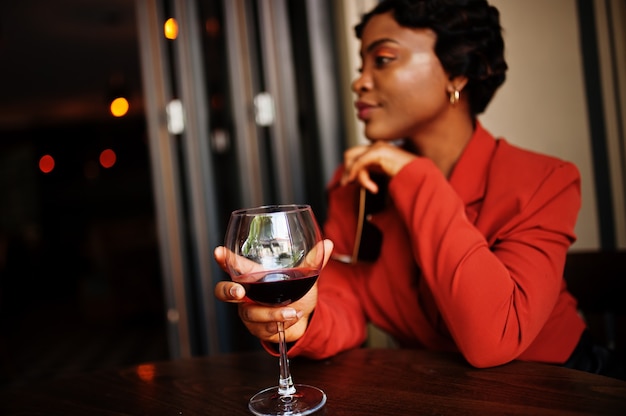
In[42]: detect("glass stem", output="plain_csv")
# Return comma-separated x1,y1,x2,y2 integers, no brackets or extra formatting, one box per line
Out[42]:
277,321,296,396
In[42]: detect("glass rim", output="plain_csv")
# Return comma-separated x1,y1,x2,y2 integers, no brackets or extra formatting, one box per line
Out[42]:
230,204,312,216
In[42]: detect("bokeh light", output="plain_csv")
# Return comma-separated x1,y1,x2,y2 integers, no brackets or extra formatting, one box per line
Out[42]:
110,97,129,117
164,18,178,40
39,154,55,173
136,364,156,382
100,149,117,168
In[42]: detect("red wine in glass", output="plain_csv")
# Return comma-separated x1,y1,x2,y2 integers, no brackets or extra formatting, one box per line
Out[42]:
240,267,319,306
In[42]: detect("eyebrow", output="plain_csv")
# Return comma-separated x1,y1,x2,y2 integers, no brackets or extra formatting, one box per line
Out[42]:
362,38,399,55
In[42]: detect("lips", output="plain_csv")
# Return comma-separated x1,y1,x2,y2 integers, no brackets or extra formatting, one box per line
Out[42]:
355,101,376,120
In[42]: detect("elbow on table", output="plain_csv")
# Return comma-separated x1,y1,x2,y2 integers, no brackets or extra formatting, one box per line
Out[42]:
461,345,520,369
464,353,517,369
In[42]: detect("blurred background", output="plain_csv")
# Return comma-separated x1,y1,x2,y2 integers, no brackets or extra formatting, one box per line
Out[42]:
0,0,624,389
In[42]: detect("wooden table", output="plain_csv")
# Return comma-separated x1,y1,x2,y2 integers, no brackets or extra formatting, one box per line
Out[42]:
1,348,625,415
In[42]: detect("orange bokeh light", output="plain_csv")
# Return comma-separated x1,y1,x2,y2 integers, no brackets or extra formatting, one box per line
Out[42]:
164,18,178,40
136,363,156,382
110,97,129,117
39,154,55,173
99,149,117,168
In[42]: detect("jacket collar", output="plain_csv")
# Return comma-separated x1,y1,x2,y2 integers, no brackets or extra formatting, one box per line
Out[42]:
448,120,496,205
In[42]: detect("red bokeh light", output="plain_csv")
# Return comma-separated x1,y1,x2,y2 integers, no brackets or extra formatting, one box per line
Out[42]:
39,154,55,173
99,149,117,169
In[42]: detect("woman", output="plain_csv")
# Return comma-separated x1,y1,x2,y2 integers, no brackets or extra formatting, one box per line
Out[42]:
215,0,624,379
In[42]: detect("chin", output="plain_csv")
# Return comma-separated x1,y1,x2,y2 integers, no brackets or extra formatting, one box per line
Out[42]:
364,132,399,142
363,126,399,142
363,129,385,142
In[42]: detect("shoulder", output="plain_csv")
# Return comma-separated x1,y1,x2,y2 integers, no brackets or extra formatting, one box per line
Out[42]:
481,139,581,228
491,139,580,185
489,140,581,207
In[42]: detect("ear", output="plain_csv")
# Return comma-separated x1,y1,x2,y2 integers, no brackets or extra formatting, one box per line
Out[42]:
447,75,468,93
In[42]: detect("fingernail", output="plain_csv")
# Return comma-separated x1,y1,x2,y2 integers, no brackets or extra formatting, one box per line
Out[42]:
281,309,297,319
229,286,241,298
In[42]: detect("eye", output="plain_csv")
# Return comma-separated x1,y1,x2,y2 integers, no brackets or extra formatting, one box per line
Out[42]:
374,55,394,67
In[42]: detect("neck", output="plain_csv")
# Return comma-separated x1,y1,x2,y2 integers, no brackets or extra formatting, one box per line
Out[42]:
406,114,475,178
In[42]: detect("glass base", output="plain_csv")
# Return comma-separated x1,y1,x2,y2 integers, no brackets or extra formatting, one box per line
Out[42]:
248,384,326,416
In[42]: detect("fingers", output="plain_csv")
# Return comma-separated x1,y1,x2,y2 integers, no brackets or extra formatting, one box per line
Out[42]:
238,302,304,342
341,145,371,187
340,142,417,190
214,281,245,303
214,245,265,280
213,279,303,341
214,240,325,344
322,239,334,268
213,246,227,271
357,169,379,194
236,282,318,343
214,247,248,303
302,238,334,270
239,303,302,327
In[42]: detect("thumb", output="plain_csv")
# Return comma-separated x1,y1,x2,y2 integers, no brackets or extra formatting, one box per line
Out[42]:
321,239,334,268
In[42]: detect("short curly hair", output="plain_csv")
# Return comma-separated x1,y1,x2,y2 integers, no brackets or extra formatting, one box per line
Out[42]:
355,0,508,116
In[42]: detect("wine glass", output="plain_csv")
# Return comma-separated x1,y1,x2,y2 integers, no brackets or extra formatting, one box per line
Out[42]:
223,204,326,416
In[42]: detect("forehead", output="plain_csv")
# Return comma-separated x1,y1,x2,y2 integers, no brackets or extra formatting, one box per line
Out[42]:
360,11,436,54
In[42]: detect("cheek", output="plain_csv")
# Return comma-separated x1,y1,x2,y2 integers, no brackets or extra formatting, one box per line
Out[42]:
386,77,443,123
393,61,447,108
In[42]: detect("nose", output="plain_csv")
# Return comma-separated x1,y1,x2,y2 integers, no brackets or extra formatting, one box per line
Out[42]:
351,71,371,94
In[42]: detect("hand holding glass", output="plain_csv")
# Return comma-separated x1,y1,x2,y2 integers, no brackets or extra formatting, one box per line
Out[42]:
223,205,326,416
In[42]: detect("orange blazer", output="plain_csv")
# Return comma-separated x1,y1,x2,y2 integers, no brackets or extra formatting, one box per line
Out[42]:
284,121,586,367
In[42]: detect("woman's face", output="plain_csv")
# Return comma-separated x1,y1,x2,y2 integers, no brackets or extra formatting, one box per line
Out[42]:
353,11,451,141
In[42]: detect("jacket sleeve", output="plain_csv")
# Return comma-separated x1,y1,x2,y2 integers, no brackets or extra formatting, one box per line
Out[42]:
391,151,581,368
284,168,369,359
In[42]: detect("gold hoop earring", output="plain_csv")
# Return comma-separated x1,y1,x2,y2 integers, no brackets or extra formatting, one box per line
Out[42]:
449,89,460,105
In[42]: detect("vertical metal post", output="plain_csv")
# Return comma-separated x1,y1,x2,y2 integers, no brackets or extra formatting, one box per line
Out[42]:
171,0,222,355
305,0,343,187
257,0,305,204
223,0,266,208
135,0,192,359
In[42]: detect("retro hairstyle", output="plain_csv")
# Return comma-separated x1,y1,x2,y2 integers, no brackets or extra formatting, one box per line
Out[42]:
355,0,508,116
